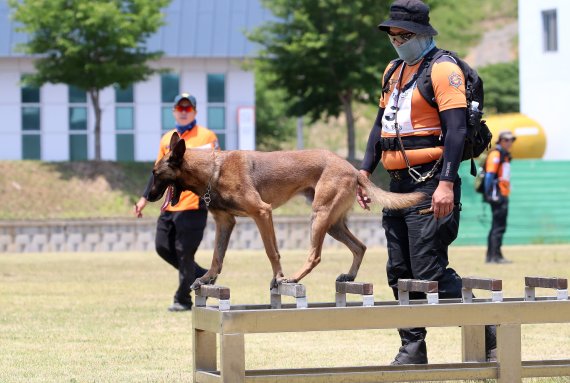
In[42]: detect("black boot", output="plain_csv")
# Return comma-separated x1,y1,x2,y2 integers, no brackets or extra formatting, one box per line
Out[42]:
391,328,428,365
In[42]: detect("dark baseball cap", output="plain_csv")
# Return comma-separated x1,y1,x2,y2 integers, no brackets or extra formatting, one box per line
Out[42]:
173,93,197,108
378,0,438,36
497,130,516,143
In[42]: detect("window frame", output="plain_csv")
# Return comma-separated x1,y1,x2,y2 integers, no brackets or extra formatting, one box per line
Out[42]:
21,75,41,160
68,86,89,161
542,9,558,52
115,84,136,161
207,73,227,149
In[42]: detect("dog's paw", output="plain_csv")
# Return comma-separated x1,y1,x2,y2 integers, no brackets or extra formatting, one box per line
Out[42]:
336,274,356,282
190,279,205,291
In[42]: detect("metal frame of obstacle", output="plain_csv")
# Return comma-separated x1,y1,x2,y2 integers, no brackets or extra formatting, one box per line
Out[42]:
192,276,570,383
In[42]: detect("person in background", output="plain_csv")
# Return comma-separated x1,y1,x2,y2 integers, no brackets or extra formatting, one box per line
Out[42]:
134,93,219,312
357,0,497,365
484,130,516,264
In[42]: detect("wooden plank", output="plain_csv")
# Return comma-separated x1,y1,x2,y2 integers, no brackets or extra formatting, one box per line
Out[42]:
398,279,438,293
219,300,570,334
273,283,306,297
522,360,570,377
335,281,373,295
243,363,497,382
197,285,231,300
525,276,568,289
462,277,502,291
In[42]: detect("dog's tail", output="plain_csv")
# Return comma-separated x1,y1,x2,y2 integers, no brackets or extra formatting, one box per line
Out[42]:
357,173,427,210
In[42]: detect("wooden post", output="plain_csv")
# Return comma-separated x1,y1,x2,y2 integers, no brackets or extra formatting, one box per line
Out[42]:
220,333,245,383
193,329,216,382
461,277,503,362
496,324,522,382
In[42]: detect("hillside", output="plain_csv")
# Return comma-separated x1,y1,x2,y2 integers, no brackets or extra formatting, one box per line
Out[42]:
0,161,158,220
0,160,390,220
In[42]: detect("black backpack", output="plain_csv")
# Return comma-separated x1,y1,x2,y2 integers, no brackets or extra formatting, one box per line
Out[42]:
382,48,493,176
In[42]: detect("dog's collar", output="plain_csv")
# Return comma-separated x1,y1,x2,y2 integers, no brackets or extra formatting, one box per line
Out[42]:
201,151,217,207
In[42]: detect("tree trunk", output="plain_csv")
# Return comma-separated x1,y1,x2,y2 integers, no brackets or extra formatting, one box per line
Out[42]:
89,89,102,161
296,116,304,150
340,91,355,162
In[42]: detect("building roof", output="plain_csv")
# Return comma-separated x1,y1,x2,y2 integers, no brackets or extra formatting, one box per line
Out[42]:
0,0,275,58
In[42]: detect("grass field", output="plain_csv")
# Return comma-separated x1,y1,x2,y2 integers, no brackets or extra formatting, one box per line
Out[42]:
1,245,570,382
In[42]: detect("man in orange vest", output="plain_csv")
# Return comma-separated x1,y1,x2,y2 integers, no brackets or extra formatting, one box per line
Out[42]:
134,93,219,311
357,0,496,365
484,130,516,264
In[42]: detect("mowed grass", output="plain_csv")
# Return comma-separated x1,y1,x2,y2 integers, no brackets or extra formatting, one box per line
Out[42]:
1,245,570,382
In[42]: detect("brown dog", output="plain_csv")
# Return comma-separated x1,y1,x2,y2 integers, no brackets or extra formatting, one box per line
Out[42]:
146,132,425,289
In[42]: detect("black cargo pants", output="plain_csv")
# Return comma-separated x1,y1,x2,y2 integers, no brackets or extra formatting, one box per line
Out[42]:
155,208,208,305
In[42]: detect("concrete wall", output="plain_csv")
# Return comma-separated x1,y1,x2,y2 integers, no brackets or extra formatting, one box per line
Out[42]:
519,0,569,159
0,216,386,253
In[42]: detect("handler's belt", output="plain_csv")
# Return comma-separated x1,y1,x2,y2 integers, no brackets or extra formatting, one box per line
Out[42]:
380,135,442,151
387,161,442,181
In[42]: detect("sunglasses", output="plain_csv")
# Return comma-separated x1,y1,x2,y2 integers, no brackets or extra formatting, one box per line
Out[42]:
174,105,194,113
387,31,416,44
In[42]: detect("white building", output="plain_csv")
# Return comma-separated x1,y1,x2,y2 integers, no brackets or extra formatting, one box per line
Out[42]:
0,0,272,161
519,0,568,159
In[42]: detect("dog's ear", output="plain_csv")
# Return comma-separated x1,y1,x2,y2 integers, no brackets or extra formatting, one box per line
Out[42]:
169,138,186,165
169,131,180,149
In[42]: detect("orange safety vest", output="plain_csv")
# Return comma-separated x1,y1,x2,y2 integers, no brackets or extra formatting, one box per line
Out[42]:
156,125,219,211
379,59,467,170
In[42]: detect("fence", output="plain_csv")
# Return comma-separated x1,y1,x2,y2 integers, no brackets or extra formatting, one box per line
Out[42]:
192,276,570,383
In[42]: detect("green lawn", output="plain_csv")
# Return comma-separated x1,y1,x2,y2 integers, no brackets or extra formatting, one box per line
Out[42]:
1,245,570,382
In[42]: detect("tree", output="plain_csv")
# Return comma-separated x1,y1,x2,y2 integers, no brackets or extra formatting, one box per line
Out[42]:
478,61,519,114
248,0,394,161
10,0,169,160
252,61,297,151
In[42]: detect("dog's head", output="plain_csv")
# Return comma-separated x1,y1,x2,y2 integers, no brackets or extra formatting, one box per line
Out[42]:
147,132,187,208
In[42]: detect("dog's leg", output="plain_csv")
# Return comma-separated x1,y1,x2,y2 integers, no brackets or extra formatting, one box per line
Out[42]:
327,217,367,282
249,202,285,288
284,209,330,283
190,210,235,290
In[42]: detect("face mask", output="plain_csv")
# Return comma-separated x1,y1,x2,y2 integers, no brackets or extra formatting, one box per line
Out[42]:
391,35,435,65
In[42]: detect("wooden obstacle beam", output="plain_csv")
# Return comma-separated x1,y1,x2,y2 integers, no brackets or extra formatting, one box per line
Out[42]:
398,279,439,304
192,276,570,383
335,281,374,307
195,285,231,311
525,276,568,301
270,282,307,309
462,276,503,303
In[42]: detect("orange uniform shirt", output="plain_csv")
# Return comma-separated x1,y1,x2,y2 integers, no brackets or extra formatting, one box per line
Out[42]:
485,150,511,197
379,58,467,170
156,126,218,211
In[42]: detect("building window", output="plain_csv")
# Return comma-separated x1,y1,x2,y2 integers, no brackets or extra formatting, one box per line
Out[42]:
161,73,179,131
207,74,226,149
21,75,41,159
115,84,135,161
69,86,88,160
542,9,558,52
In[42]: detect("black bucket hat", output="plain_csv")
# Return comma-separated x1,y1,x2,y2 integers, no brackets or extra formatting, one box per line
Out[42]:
378,0,438,36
